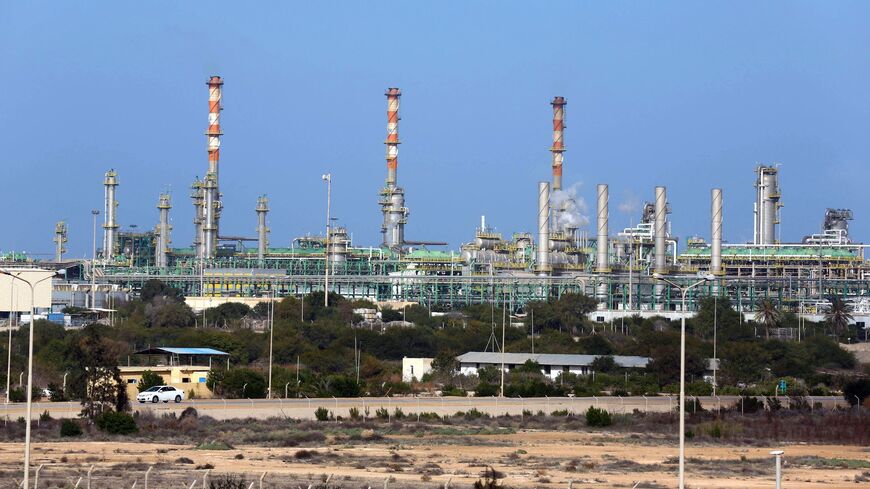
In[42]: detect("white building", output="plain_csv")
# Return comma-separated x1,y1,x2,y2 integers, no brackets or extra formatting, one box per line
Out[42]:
457,352,650,381
402,357,434,382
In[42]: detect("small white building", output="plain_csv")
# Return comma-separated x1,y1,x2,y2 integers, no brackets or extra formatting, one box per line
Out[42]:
402,357,434,382
457,352,650,381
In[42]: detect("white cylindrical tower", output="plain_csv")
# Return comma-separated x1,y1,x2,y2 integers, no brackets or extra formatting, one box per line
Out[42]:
102,169,119,259
256,195,269,264
536,182,550,276
596,184,609,273
711,188,723,275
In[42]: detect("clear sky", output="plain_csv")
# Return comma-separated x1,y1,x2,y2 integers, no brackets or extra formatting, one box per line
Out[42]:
2,2,868,258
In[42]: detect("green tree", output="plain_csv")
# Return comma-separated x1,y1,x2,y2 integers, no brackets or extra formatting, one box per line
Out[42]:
755,299,781,339
647,342,706,386
220,368,267,399
430,350,459,381
139,279,185,302
68,326,129,418
720,342,769,384
590,355,618,374
137,370,165,392
823,296,853,337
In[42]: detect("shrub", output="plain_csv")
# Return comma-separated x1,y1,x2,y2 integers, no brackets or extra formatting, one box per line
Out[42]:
765,396,782,412
209,474,247,489
39,411,51,422
843,378,870,406
314,407,330,421
175,457,194,464
95,411,138,435
9,388,25,403
550,409,569,417
375,407,389,420
734,395,763,414
393,407,405,419
59,419,83,437
474,383,499,397
348,406,362,420
585,406,612,427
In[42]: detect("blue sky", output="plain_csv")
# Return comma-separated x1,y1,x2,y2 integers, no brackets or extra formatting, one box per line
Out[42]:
2,2,868,257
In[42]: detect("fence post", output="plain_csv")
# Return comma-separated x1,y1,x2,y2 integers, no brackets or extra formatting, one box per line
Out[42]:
87,465,94,489
144,465,153,489
642,395,647,412
203,468,211,489
34,464,44,489
716,395,721,414
384,477,389,489
444,477,452,489
259,472,267,489
619,395,624,414
73,476,82,489
131,482,137,489
809,395,814,412
187,479,197,489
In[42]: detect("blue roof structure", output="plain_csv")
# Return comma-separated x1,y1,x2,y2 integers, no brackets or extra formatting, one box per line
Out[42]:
134,347,229,356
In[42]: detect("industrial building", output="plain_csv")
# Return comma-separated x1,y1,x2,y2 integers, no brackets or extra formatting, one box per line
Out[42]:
4,76,869,322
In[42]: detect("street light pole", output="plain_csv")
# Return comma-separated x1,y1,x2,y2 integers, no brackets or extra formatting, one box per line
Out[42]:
653,273,713,489
6,284,15,404
91,210,100,309
267,283,275,399
0,269,57,489
322,174,332,308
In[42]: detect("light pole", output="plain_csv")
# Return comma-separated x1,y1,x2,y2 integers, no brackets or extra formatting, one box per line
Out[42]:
0,269,58,488
267,283,275,399
129,224,138,267
770,450,784,489
6,283,15,404
321,173,332,308
652,272,714,489
91,210,100,309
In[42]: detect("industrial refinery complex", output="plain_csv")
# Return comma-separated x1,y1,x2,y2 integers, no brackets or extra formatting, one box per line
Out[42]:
5,76,870,319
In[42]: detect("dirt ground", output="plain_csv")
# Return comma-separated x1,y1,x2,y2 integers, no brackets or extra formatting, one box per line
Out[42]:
0,429,867,488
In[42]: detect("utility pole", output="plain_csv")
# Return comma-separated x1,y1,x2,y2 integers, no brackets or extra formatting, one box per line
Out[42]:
322,173,332,307
91,210,100,309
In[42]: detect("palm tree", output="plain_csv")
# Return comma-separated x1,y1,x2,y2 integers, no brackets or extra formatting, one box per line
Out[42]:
824,295,853,337
755,299,781,339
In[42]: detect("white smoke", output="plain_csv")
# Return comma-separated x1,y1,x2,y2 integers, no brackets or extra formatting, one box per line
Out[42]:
618,192,640,214
551,183,590,230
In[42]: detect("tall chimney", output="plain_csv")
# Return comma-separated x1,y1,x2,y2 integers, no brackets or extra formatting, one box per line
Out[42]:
156,193,171,268
380,88,408,249
102,169,119,259
596,184,609,272
536,182,550,276
205,76,224,254
550,96,566,192
53,221,67,262
711,188,723,275
256,195,269,265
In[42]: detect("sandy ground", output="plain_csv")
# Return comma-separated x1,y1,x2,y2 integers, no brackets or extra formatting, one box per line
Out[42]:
0,429,866,488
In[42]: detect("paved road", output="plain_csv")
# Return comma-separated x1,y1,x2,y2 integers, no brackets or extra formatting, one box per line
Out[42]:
1,395,850,421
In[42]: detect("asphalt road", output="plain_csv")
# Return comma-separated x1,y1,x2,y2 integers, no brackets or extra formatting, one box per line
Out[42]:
0,395,850,421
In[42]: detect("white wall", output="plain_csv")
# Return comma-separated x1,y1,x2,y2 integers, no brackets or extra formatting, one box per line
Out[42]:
402,357,433,382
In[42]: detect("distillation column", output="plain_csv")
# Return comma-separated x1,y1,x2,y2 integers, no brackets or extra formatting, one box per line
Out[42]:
711,188,723,275
102,169,119,259
380,88,408,249
754,165,781,245
204,76,224,258
191,179,204,259
536,182,550,276
53,221,67,262
654,186,668,309
595,184,610,272
256,195,269,264
155,193,171,268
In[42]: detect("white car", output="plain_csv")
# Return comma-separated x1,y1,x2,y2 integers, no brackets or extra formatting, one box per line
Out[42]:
137,385,184,404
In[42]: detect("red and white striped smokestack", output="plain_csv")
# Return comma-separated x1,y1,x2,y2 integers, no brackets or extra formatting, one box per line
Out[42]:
206,76,224,178
385,88,401,187
550,96,566,192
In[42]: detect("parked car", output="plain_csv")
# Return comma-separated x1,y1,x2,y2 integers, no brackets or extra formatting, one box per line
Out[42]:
137,385,184,404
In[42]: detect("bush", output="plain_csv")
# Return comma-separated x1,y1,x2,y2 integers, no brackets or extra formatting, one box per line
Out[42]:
735,395,764,414
39,411,51,422
314,407,330,422
60,419,83,437
474,383,499,397
9,388,25,403
348,406,362,420
95,411,138,434
375,407,389,420
585,406,612,427
209,475,247,489
843,378,870,406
